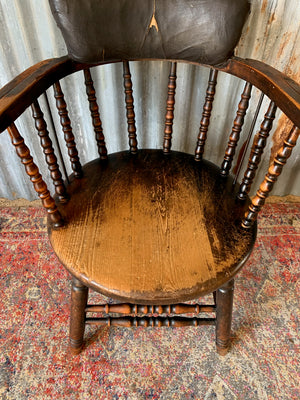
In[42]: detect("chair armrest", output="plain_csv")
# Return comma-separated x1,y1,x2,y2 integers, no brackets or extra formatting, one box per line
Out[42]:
0,56,74,133
217,57,300,128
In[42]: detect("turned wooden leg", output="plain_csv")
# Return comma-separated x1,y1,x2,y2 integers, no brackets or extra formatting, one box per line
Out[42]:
215,279,234,356
69,277,88,355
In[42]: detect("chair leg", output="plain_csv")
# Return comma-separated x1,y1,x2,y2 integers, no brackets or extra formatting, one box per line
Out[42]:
69,277,88,355
215,279,234,356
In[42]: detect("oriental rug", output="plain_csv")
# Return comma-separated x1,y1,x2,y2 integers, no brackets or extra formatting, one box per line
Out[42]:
0,202,299,399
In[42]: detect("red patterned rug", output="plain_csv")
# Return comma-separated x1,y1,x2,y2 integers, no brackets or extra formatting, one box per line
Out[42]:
0,202,299,399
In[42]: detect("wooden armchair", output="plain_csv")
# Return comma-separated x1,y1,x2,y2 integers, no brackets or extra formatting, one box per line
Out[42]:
0,0,299,356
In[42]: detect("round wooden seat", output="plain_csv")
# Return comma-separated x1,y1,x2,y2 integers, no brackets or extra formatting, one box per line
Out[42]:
49,150,256,304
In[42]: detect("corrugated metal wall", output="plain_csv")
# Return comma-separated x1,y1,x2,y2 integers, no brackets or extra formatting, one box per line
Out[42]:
0,0,299,200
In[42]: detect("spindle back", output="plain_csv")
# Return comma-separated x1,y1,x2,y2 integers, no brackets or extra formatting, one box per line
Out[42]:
0,57,299,231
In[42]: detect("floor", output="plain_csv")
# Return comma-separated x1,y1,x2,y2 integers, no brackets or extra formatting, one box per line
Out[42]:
0,202,299,399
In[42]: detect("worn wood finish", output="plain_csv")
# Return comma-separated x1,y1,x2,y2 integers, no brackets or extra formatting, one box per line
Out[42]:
69,277,88,354
31,100,68,203
216,279,234,355
195,68,218,161
85,303,216,315
123,61,138,154
217,57,300,128
0,57,73,133
163,62,177,154
53,81,83,178
221,81,252,176
238,101,277,200
49,150,256,304
243,125,299,228
85,316,215,327
7,123,64,228
83,68,107,159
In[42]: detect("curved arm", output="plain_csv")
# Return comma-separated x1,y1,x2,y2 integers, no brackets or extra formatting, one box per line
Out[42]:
1,55,300,133
217,57,300,128
0,56,109,133
0,56,73,133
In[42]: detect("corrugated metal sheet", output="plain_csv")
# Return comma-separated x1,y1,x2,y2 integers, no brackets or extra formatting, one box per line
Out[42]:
0,0,299,200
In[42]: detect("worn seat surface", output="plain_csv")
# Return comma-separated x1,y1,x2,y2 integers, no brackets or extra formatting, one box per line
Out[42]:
49,149,256,304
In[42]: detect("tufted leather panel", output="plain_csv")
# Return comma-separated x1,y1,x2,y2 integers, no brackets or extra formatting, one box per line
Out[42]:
49,0,250,65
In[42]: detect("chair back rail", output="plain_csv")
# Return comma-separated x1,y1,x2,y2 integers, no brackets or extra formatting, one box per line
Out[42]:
0,57,299,133
0,57,299,229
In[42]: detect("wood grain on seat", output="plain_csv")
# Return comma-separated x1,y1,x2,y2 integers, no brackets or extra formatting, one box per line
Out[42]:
49,150,256,304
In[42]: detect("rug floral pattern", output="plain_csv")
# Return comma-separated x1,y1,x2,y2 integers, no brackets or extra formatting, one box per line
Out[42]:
0,203,299,399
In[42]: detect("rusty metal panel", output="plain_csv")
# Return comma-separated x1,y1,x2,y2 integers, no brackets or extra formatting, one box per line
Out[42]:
0,0,299,200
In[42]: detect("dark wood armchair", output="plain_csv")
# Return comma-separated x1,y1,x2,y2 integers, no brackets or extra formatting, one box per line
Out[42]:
0,0,299,356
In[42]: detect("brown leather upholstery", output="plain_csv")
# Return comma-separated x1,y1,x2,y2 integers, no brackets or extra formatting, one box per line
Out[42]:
49,0,250,65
